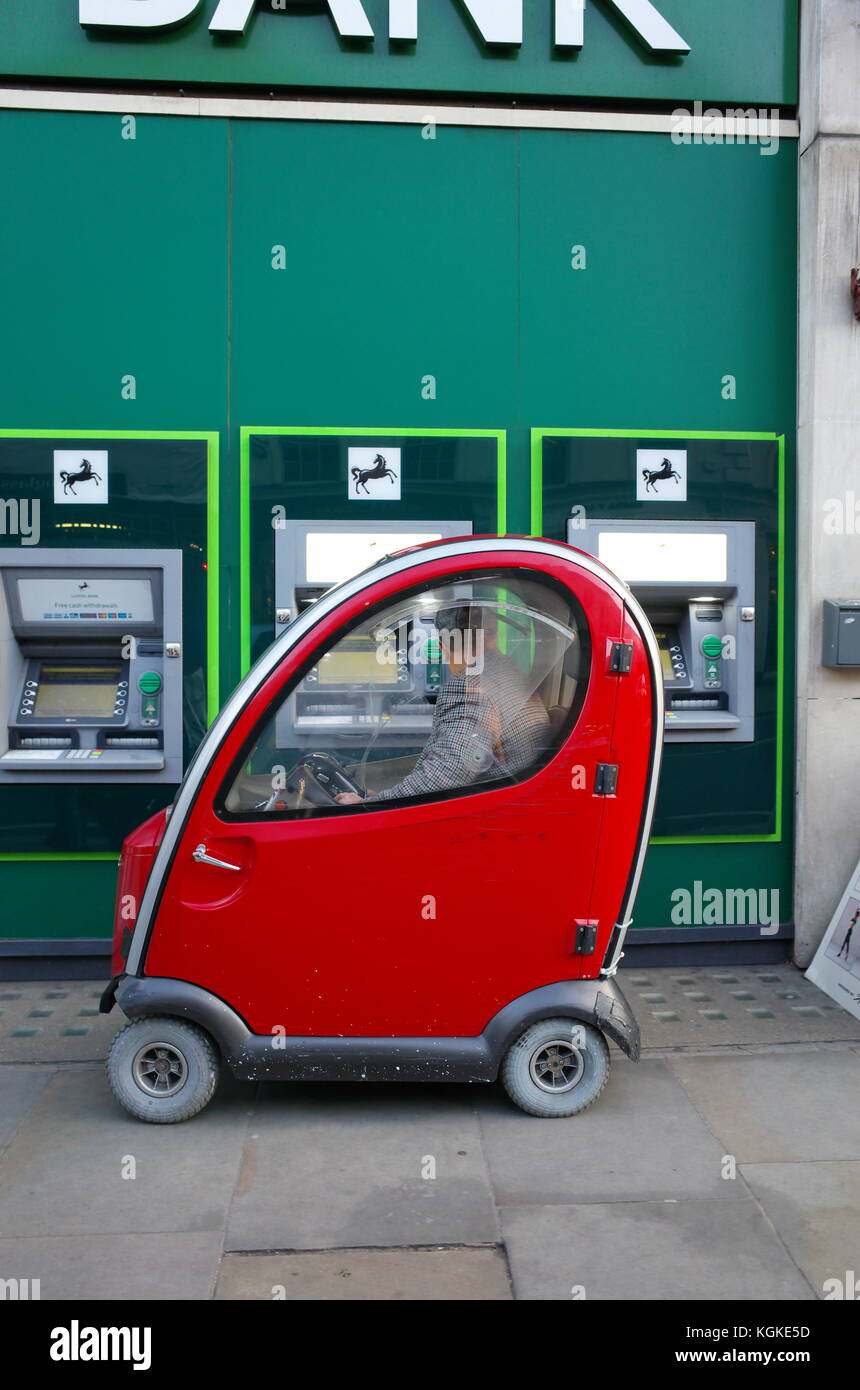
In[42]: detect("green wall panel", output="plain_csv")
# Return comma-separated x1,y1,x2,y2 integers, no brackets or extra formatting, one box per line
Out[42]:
634,843,791,938
0,861,118,942
517,129,797,429
0,111,229,429
229,121,519,425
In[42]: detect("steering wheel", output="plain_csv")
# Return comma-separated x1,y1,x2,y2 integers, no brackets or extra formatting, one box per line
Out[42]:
291,752,366,806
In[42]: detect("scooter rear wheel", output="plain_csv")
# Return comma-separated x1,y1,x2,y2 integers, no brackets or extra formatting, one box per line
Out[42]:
107,1015,219,1124
501,1017,610,1117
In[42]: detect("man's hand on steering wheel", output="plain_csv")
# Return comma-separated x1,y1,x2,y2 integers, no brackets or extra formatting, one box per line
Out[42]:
295,752,366,805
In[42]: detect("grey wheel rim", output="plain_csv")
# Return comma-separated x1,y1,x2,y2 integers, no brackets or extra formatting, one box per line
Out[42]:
528,1038,584,1094
132,1041,189,1098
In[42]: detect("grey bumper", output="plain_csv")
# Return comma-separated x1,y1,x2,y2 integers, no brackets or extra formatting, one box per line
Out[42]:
113,973,641,1081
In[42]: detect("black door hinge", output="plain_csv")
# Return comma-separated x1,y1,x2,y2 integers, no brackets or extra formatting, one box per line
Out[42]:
609,642,633,673
570,921,599,955
594,763,619,795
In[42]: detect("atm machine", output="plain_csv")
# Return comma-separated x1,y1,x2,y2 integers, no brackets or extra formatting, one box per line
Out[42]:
273,519,471,754
572,519,756,742
0,548,182,782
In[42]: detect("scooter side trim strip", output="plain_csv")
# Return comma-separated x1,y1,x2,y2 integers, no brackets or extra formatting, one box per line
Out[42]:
125,536,663,975
114,975,641,1076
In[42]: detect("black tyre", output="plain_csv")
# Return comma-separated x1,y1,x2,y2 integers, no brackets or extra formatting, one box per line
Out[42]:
501,1017,610,1118
106,1015,219,1124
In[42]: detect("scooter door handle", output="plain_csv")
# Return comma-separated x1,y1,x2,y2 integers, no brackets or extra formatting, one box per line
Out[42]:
192,843,242,872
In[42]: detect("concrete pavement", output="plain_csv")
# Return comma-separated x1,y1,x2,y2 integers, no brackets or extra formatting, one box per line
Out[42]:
0,965,858,1300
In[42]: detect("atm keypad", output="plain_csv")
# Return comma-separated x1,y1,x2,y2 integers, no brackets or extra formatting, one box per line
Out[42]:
668,643,688,681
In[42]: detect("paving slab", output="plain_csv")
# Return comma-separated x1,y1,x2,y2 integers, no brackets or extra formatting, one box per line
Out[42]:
215,1245,511,1300
625,963,860,1048
0,1231,223,1300
0,983,115,1063
667,1050,860,1162
0,1066,55,1150
225,1082,497,1253
0,1068,251,1238
501,1199,815,1301
477,1059,743,1204
740,1160,860,1298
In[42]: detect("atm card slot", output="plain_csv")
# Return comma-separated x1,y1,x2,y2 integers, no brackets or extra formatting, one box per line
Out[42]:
665,711,740,729
16,736,74,748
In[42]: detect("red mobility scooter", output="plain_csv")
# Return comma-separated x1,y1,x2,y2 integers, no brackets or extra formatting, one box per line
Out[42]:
101,536,663,1121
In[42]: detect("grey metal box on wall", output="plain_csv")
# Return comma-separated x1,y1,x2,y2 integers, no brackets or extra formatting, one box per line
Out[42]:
822,599,860,668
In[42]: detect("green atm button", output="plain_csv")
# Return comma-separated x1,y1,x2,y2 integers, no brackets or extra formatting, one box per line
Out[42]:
138,671,162,695
700,635,723,659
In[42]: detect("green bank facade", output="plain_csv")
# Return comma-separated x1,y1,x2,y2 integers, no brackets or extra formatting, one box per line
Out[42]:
0,1,798,967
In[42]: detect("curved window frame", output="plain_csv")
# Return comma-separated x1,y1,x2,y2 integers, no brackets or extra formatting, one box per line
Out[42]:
214,567,593,823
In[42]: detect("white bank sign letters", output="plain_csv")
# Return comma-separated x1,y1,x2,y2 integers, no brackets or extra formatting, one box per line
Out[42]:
78,0,691,53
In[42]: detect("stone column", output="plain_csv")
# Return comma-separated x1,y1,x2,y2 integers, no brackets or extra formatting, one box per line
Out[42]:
795,0,860,964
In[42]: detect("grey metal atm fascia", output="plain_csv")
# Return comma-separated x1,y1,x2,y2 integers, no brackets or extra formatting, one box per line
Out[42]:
570,519,756,744
0,548,183,784
274,518,474,634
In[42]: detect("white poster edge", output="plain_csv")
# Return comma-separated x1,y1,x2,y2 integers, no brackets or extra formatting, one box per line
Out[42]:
804,855,860,1022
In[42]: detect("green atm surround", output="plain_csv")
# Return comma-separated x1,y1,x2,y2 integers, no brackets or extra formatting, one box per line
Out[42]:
0,423,795,961
240,426,506,675
0,429,219,954
532,427,793,953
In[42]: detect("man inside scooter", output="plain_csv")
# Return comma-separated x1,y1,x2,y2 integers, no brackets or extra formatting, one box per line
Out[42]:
334,602,551,806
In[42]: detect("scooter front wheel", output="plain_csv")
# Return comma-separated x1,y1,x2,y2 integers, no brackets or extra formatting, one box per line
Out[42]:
501,1017,610,1118
106,1015,220,1124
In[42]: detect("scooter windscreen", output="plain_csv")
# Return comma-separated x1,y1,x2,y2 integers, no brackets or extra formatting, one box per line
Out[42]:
220,572,589,820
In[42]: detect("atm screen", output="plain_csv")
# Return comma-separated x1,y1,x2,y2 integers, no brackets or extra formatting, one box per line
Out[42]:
32,664,122,718
306,533,443,586
316,641,399,687
16,576,154,624
597,531,728,583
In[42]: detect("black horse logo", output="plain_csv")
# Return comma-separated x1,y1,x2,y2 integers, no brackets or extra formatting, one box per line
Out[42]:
60,458,102,496
351,453,397,496
642,457,682,494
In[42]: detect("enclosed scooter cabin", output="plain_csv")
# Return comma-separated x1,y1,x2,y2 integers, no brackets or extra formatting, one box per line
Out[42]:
101,537,663,1121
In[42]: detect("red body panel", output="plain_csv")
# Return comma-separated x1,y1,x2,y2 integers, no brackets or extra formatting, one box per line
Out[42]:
141,548,656,1038
111,809,167,976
